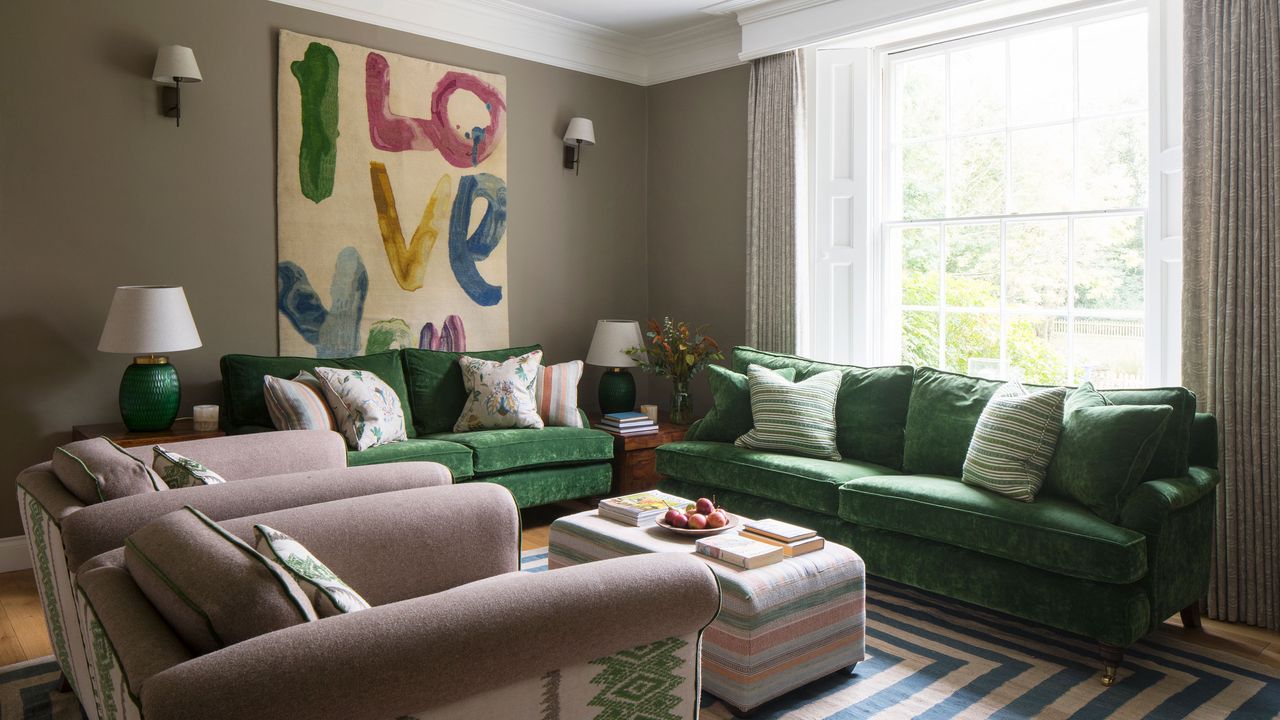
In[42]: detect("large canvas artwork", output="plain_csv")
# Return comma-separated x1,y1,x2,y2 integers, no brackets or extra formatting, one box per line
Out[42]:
276,30,508,357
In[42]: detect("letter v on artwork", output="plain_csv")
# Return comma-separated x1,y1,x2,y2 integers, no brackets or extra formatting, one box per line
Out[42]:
368,161,453,292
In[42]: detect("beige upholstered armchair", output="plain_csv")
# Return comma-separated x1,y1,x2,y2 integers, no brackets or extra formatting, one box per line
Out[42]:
77,482,722,720
17,430,453,720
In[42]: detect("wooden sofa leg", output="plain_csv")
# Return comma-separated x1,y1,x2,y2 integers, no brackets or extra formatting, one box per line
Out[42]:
1099,643,1124,687
1180,602,1203,630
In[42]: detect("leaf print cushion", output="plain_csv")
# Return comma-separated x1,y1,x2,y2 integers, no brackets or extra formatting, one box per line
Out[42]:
313,367,408,451
453,350,545,432
253,524,370,616
152,447,228,489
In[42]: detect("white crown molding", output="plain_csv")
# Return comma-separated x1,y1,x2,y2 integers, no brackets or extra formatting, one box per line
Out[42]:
269,0,745,85
0,536,30,573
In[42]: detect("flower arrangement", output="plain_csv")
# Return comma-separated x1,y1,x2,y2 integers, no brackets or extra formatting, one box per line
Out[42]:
625,317,724,424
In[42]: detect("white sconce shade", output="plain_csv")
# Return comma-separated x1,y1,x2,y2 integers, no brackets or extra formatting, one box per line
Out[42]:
586,320,644,368
152,45,203,85
98,286,202,355
563,117,596,146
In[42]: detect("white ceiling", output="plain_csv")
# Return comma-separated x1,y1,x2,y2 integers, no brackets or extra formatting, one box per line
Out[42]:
513,0,723,39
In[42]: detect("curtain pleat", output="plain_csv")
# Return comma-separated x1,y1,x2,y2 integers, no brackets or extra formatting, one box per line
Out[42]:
746,51,802,354
1183,0,1280,629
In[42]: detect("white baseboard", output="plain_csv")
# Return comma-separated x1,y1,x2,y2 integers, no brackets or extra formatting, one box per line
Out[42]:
0,536,31,572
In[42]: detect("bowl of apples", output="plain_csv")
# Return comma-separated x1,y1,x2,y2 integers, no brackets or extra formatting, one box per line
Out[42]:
655,497,738,536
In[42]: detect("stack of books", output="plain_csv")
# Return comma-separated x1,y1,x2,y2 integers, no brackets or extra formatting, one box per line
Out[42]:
695,534,785,569
598,490,691,526
741,519,826,557
596,411,659,436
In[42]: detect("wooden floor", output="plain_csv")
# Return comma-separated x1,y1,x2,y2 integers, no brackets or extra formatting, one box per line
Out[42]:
1,501,1277,674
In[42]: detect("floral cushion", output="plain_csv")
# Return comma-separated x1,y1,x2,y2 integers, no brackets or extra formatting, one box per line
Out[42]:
253,525,370,616
454,350,545,432
535,360,585,428
313,367,408,451
152,447,227,489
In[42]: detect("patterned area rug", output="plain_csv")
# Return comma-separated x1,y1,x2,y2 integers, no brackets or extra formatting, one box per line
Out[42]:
521,547,1280,719
5,553,1274,719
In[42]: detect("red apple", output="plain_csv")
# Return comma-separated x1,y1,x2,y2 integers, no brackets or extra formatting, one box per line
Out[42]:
706,509,728,529
696,497,716,515
687,513,708,530
664,508,689,528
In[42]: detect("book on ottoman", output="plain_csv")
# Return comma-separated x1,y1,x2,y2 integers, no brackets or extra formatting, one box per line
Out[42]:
598,490,691,526
695,534,785,569
741,518,817,543
742,533,826,557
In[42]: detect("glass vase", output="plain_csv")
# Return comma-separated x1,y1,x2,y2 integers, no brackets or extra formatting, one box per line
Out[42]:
669,380,692,425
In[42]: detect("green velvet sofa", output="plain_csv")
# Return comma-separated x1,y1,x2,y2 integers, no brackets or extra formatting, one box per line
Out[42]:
220,345,614,508
656,346,1218,685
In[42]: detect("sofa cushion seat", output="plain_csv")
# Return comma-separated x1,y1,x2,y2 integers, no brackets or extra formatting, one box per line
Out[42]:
656,441,900,515
346,439,473,479
837,475,1147,584
426,427,614,475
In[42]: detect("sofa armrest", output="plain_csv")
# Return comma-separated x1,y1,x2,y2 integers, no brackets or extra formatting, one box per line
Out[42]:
124,430,348,480
1189,413,1218,468
139,553,720,720
217,483,521,605
1120,466,1219,536
62,462,451,570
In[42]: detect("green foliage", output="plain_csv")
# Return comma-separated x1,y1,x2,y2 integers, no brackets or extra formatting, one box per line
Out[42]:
626,317,724,384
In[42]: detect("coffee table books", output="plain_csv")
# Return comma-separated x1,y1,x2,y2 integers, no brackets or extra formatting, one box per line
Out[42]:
597,490,691,526
695,533,784,569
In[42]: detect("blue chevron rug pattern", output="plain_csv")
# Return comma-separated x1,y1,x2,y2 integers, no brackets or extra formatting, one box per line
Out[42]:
520,547,1280,719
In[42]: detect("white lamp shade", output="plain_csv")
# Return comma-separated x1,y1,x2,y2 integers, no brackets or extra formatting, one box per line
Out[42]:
586,320,644,368
153,45,202,85
563,117,595,146
98,286,202,355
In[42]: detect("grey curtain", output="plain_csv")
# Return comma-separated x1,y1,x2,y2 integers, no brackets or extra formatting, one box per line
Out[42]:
746,51,802,354
1183,0,1280,629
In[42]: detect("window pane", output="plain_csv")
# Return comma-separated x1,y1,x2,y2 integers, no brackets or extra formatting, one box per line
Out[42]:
899,141,946,220
945,313,1000,375
903,310,941,366
949,42,1006,133
1078,14,1148,116
1009,27,1073,124
1009,124,1073,213
945,223,1000,308
897,226,941,305
897,54,946,140
1073,215,1144,312
1006,220,1069,309
1006,314,1069,385
1073,316,1145,387
1077,114,1147,210
949,133,1005,217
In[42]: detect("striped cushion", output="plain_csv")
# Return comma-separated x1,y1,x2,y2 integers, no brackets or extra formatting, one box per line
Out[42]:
962,382,1067,502
535,360,584,428
735,365,842,461
264,371,336,431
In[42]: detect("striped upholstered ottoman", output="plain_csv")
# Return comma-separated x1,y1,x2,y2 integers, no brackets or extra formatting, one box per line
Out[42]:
549,511,866,715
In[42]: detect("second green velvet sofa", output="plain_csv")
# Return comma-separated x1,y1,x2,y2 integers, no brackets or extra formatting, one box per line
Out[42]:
656,346,1218,685
220,345,614,508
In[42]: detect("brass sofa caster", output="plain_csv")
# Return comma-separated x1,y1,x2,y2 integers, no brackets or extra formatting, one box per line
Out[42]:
1101,665,1118,686
1098,642,1124,686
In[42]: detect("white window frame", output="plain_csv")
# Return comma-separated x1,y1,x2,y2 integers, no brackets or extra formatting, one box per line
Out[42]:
804,0,1183,386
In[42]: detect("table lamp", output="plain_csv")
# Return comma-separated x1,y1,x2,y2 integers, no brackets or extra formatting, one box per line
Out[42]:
586,319,644,414
98,286,202,431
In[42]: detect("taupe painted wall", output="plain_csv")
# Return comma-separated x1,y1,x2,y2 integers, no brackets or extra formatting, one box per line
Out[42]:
647,66,751,415
0,0,655,537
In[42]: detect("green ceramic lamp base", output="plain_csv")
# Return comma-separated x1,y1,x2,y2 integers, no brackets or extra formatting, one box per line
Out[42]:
598,368,637,415
119,357,181,432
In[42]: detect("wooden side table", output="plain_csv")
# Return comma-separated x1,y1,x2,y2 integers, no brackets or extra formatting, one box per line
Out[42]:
593,418,690,496
71,419,226,448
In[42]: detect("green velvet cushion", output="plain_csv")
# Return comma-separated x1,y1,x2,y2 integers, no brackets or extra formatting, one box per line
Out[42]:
694,364,795,442
221,351,414,436
902,367,1004,476
345,439,474,479
1043,383,1173,523
656,440,900,515
459,463,612,508
426,427,613,475
1100,387,1196,480
732,347,914,468
402,345,541,436
837,474,1148,584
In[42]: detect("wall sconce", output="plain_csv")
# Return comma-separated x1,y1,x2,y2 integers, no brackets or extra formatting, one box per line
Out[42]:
562,117,595,175
152,45,202,127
